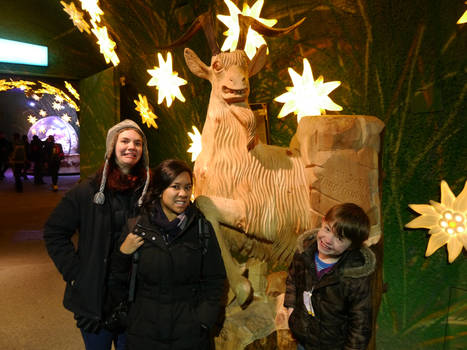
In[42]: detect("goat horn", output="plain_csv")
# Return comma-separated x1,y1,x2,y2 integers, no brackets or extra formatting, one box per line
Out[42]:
156,12,220,55
237,14,306,50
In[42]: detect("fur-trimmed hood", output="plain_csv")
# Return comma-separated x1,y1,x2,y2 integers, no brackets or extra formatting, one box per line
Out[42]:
296,229,376,278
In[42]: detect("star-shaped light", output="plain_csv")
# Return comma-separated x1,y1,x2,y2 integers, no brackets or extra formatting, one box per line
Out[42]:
217,0,277,59
458,2,467,24
134,94,158,129
52,102,64,111
27,115,37,124
32,94,41,101
75,120,80,127
65,81,80,100
0,80,11,92
61,113,71,122
35,81,80,111
8,80,35,91
91,24,120,66
147,52,187,108
187,126,202,162
79,0,103,23
274,58,342,122
406,180,467,263
39,126,46,134
39,109,47,117
61,1,91,34
55,95,65,103
31,129,37,135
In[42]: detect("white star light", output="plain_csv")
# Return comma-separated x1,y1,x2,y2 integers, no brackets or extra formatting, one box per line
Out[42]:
187,126,202,162
147,52,187,108
274,58,342,122
217,0,277,59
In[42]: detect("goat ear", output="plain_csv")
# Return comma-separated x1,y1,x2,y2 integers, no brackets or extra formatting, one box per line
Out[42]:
248,45,267,77
184,48,210,80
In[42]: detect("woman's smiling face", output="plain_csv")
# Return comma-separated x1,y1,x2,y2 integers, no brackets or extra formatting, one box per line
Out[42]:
160,171,192,221
114,129,143,169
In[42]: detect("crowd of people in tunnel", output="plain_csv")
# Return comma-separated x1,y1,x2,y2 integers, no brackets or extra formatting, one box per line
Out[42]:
0,131,64,192
42,119,375,350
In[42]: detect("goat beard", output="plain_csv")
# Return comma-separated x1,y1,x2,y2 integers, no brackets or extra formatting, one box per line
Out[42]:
229,103,258,151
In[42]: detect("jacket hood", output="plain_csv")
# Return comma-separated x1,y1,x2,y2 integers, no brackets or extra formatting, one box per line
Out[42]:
296,229,376,278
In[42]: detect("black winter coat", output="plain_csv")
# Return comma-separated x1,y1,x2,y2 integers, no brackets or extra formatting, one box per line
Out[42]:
284,230,376,350
43,178,142,320
111,203,226,350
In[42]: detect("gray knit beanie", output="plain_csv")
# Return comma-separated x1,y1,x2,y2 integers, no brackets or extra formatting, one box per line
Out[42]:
93,119,150,206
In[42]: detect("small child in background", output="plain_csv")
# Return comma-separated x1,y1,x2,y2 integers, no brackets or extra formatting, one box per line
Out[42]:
284,203,376,350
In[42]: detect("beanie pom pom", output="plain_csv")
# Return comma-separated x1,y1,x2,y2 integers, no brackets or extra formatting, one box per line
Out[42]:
93,192,105,205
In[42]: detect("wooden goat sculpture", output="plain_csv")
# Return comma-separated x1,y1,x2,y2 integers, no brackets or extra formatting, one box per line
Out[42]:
164,13,307,305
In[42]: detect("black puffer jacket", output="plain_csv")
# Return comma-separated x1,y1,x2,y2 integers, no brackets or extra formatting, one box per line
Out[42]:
44,178,142,320
284,230,376,350
111,202,226,350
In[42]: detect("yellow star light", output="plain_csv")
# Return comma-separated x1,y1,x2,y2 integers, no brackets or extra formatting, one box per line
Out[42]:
458,2,467,24
65,81,80,100
39,109,47,117
27,115,37,124
217,0,277,59
274,58,342,122
147,52,187,108
61,113,71,122
8,80,35,91
0,80,12,92
76,120,80,127
79,0,103,23
31,129,37,135
406,180,467,263
61,1,91,34
187,126,202,162
134,94,158,129
32,94,41,101
91,24,120,66
52,102,64,111
39,126,46,134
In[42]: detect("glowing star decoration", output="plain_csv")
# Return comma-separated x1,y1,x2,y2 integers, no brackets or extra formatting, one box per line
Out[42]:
27,115,37,124
187,126,202,162
61,113,71,122
79,0,103,23
55,95,65,103
65,81,80,100
458,3,467,24
274,58,342,122
405,180,467,263
61,1,91,34
39,109,47,117
75,120,80,127
32,94,41,101
52,102,64,111
39,126,46,134
217,0,277,59
0,80,10,92
147,52,187,107
134,94,158,129
8,80,35,91
91,24,120,66
35,81,80,111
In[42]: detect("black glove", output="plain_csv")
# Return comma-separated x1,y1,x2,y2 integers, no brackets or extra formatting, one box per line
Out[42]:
75,314,102,333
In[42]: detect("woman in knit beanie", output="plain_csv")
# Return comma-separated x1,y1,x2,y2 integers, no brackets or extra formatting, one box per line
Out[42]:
44,119,150,350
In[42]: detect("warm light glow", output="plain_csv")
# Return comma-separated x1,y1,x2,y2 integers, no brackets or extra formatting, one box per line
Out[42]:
134,94,158,129
55,95,65,103
65,81,80,100
217,0,277,59
27,115,37,124
406,180,467,263
32,94,41,101
458,3,467,24
39,126,46,134
79,0,103,23
35,81,79,111
52,101,64,111
274,58,342,122
61,1,91,34
39,109,47,117
147,52,187,107
187,126,202,162
75,120,80,127
0,38,48,66
91,24,120,66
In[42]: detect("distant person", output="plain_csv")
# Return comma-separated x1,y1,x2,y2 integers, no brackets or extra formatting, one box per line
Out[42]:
21,134,31,179
44,135,64,191
0,131,12,180
285,203,376,350
30,135,45,184
44,120,151,350
9,133,27,192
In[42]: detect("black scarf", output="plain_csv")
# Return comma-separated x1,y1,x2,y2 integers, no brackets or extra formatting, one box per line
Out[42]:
150,200,192,242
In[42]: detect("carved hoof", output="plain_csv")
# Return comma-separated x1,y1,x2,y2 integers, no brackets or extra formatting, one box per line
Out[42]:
234,276,253,307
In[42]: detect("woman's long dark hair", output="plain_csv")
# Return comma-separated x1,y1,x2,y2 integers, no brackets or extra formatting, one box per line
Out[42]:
143,159,193,208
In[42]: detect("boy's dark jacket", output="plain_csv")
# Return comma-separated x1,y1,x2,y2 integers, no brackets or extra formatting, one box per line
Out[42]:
284,230,376,350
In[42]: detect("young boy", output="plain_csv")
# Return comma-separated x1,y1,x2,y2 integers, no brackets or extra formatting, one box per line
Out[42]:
284,203,376,350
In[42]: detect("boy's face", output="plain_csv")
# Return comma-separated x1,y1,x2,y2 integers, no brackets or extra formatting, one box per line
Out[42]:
317,219,352,260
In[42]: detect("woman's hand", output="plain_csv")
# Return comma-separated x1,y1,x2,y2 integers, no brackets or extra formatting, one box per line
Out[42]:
120,233,144,255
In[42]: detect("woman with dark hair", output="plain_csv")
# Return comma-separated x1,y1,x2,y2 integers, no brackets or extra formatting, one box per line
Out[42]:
112,159,226,350
44,119,151,350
